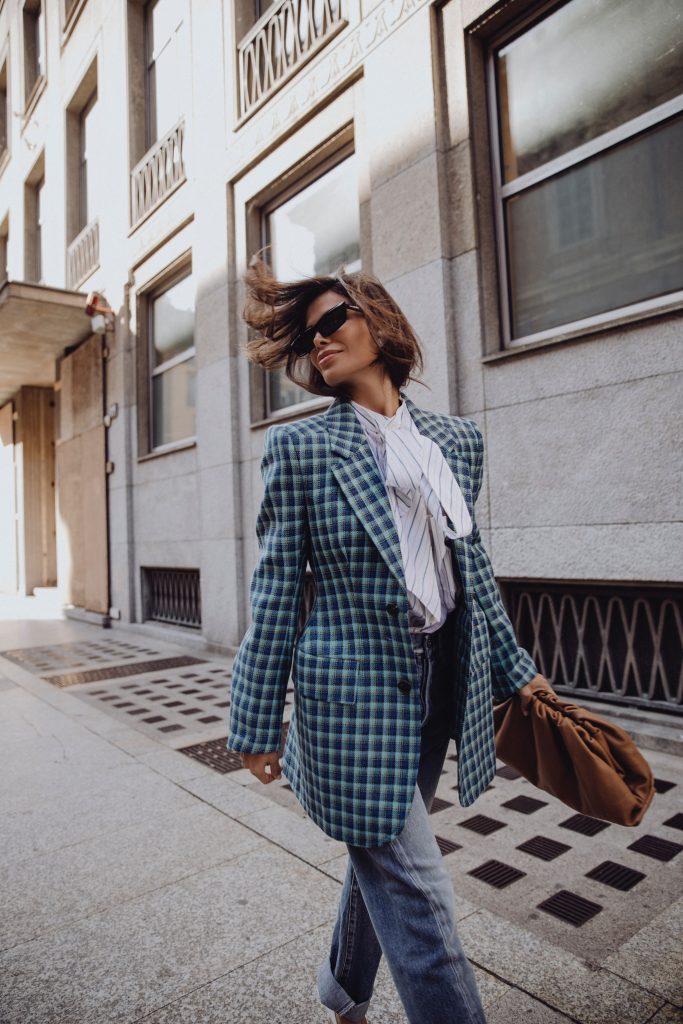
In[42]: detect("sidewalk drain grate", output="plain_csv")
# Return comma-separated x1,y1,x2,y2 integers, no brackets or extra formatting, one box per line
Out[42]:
430,797,453,813
468,859,526,889
585,860,646,891
501,795,548,814
517,836,572,861
663,813,683,831
559,813,609,837
43,656,208,688
436,836,462,855
654,778,676,794
627,834,683,862
537,889,602,927
458,814,506,835
179,737,244,773
496,765,522,780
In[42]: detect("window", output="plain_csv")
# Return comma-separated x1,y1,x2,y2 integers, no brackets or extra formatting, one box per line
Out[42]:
144,0,185,147
260,151,361,416
78,90,98,233
0,215,8,285
147,268,196,449
488,0,683,345
0,58,8,165
24,161,45,283
23,0,45,104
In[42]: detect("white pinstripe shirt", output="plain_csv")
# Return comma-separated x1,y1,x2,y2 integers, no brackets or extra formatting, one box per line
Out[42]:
350,398,460,634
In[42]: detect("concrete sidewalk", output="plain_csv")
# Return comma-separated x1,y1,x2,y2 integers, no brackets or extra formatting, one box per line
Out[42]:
1,609,682,1024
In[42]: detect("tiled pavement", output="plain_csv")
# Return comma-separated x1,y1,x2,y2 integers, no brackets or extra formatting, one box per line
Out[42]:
1,618,682,1024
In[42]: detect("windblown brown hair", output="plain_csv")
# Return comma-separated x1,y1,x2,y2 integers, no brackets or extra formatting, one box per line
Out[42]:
240,250,426,399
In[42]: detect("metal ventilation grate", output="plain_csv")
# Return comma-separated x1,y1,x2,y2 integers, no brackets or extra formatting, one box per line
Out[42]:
179,738,244,773
44,655,208,688
141,567,202,628
458,814,507,836
627,835,683,862
468,859,526,889
585,861,646,891
654,778,677,794
496,764,522,780
517,836,572,861
430,797,454,813
435,835,462,856
559,813,610,837
537,889,603,927
663,813,683,831
501,580,682,712
502,795,548,814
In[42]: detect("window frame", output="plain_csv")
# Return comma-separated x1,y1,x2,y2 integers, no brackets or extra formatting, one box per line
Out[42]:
0,50,9,174
138,257,197,457
22,0,46,113
481,0,683,354
253,138,359,423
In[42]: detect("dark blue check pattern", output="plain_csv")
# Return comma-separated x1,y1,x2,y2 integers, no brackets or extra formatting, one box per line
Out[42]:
227,390,537,846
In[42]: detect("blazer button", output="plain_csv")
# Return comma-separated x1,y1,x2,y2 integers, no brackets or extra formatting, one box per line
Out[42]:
398,678,411,694
386,602,399,616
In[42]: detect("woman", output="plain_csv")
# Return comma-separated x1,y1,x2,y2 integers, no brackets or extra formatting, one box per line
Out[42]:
227,254,555,1024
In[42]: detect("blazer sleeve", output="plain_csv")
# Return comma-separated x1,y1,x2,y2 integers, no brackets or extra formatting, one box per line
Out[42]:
227,425,308,754
465,419,538,699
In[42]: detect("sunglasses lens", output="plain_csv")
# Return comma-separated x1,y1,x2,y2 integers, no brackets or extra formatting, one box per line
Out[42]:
295,302,350,355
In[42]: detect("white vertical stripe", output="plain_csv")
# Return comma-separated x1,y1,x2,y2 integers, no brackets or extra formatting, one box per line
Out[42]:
350,399,472,634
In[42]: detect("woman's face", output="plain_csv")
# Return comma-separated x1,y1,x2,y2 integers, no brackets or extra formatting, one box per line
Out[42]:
305,289,381,388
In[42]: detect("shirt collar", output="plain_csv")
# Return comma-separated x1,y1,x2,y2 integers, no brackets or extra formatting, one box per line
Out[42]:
350,398,411,437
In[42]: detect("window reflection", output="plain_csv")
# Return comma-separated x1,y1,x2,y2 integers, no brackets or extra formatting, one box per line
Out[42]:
150,269,196,448
265,153,361,414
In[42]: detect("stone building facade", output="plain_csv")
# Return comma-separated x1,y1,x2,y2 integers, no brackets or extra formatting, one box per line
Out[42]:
0,0,680,711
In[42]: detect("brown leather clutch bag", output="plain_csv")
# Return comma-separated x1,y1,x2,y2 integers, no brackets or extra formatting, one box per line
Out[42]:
492,688,655,826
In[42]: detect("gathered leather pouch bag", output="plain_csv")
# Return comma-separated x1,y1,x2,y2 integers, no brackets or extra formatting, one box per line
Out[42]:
492,687,655,826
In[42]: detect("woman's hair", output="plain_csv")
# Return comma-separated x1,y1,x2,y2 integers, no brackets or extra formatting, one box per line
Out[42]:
239,249,425,399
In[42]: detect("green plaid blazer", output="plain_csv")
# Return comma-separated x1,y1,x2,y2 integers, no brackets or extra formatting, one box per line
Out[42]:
227,390,537,846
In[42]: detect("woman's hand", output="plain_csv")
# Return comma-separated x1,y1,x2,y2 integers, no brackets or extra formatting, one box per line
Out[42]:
241,750,282,784
516,673,555,716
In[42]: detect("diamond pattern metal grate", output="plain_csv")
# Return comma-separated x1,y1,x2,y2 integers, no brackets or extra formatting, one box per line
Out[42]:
430,797,454,814
496,764,522,780
627,834,683,862
468,859,526,889
559,813,610,837
141,567,201,628
585,861,646,891
663,813,683,831
458,814,506,836
537,889,603,927
179,737,244,773
654,778,677,794
435,836,462,856
501,795,548,814
516,836,572,861
502,581,683,711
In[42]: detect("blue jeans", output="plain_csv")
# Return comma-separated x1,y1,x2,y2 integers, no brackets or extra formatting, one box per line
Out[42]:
317,610,487,1023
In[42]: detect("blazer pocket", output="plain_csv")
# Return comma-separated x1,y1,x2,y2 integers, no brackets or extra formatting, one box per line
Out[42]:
293,648,357,705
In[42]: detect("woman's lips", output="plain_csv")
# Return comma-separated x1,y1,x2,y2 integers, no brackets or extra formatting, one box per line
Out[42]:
318,350,340,367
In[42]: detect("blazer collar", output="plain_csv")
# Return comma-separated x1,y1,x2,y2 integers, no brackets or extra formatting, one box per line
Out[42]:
323,390,473,593
325,389,460,457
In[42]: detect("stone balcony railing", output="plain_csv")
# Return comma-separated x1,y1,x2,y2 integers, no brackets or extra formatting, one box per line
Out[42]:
238,0,347,122
130,119,186,231
66,217,100,290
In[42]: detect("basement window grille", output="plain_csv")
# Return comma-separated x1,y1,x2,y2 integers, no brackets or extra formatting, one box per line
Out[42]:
141,567,201,629
501,581,682,713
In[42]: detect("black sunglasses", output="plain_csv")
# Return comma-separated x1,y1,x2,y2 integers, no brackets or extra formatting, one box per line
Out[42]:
293,301,362,356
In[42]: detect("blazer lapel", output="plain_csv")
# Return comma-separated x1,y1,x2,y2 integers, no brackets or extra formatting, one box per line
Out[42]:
324,390,474,595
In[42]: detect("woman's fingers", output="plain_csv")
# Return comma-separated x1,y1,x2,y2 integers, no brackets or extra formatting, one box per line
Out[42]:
241,750,282,784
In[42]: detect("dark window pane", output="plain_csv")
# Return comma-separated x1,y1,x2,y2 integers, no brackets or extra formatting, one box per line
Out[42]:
497,0,683,182
152,355,196,447
506,114,683,339
151,272,195,368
